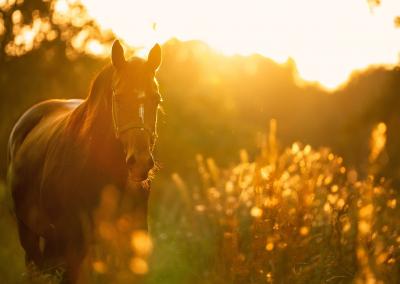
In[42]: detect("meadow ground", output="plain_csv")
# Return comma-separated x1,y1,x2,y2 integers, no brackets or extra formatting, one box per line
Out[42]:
0,120,399,284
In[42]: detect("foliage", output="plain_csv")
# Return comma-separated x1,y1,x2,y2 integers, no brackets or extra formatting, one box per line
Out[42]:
166,120,400,283
0,0,112,62
155,40,400,185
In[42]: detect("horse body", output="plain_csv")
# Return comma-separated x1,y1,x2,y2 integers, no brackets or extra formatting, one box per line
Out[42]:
8,97,128,279
9,99,85,236
7,40,162,283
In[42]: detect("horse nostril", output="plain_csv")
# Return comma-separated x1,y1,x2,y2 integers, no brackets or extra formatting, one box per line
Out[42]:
126,155,136,167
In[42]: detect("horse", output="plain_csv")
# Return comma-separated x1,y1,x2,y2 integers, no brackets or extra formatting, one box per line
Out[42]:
7,40,162,283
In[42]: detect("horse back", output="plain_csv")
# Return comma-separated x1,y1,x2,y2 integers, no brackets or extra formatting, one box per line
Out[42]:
8,99,83,165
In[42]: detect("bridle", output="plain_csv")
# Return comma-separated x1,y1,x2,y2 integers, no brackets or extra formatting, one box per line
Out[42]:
111,89,156,140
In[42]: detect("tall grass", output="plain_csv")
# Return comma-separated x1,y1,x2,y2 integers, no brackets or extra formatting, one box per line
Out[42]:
168,120,400,283
1,120,399,283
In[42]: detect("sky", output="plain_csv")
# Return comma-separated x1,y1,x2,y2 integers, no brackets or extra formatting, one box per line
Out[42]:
80,0,400,90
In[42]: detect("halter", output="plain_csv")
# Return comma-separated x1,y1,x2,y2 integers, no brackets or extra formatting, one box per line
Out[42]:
111,90,155,139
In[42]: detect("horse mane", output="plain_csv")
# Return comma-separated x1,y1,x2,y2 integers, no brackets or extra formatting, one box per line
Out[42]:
87,64,114,104
67,64,114,136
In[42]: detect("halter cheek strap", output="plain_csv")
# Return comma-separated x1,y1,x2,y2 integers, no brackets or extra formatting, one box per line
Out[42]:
111,91,154,139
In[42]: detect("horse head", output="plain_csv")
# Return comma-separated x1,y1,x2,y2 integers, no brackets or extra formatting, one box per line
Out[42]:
110,40,162,182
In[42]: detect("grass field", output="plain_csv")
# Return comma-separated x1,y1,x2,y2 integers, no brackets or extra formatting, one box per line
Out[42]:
1,120,399,283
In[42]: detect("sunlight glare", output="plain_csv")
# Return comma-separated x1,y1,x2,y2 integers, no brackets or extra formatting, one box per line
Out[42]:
54,0,69,14
81,0,400,89
86,39,105,55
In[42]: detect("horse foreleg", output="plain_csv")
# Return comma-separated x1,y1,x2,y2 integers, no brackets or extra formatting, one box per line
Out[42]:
41,235,65,275
16,219,43,267
60,246,86,284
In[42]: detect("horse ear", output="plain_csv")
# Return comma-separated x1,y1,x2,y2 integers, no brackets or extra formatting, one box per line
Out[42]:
147,43,161,72
111,40,126,70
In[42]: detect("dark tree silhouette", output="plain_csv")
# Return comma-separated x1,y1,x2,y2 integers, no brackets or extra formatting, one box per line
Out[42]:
0,0,112,64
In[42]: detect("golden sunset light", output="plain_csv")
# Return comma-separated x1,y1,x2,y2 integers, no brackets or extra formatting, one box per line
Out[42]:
2,0,400,283
82,0,400,89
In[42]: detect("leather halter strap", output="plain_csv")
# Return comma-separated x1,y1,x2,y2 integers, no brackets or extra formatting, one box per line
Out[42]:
111,90,155,139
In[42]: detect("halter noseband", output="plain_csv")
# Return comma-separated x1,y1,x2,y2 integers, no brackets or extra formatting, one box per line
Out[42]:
111,90,155,139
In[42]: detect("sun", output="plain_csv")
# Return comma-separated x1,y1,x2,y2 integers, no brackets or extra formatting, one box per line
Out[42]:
81,0,400,90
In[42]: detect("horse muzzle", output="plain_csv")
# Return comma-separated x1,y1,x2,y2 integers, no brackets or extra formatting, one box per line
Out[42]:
126,154,154,182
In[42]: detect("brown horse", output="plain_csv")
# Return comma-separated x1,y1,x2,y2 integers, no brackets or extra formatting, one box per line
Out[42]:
7,40,162,283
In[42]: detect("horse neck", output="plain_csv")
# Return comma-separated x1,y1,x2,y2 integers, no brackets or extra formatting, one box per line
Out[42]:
71,68,127,183
87,98,115,146
82,65,117,146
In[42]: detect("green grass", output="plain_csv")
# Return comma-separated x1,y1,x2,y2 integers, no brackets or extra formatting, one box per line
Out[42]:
1,122,399,283
0,181,28,283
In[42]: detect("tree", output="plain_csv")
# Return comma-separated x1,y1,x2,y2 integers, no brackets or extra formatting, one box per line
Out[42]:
0,0,112,64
